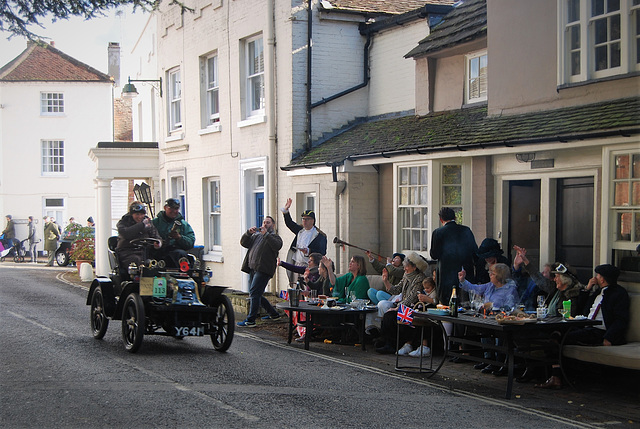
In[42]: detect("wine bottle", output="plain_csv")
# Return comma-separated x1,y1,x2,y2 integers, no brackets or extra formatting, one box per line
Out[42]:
449,286,458,317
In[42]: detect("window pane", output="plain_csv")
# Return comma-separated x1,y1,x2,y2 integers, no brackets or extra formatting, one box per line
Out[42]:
420,187,428,205
633,154,640,178
568,0,580,22
410,167,418,185
570,25,581,50
442,165,462,184
592,0,604,16
615,182,629,206
633,182,640,206
607,0,620,12
420,166,428,185
610,14,620,39
412,230,420,251
412,208,422,228
571,51,581,75
399,188,408,205
616,155,629,179
595,18,607,44
443,186,462,205
399,168,408,185
616,212,631,240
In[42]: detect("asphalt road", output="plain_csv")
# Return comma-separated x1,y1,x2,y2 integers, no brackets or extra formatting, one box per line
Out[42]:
0,264,629,428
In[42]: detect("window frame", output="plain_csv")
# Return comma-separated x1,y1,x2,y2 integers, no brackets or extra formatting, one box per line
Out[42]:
206,177,222,254
245,35,265,119
558,0,640,85
40,92,64,115
396,164,431,253
610,150,640,245
464,50,488,104
167,67,182,132
202,53,220,128
41,140,65,175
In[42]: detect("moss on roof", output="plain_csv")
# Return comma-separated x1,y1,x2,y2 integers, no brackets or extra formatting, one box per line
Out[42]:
285,97,640,168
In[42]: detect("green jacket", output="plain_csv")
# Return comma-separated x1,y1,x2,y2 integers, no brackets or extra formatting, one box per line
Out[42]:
332,273,370,303
152,211,195,250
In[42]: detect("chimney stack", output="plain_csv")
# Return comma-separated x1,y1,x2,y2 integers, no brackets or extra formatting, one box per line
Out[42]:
108,42,121,87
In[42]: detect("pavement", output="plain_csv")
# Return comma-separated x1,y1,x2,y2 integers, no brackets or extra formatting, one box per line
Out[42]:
3,259,638,427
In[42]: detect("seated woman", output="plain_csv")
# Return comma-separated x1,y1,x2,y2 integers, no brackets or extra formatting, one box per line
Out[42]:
458,263,520,375
116,201,162,272
278,252,321,288
327,255,369,303
307,256,334,296
375,252,428,355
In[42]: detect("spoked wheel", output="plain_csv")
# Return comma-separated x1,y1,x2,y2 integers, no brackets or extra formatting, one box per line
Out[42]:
14,255,24,263
210,294,234,352
121,293,145,353
90,287,109,339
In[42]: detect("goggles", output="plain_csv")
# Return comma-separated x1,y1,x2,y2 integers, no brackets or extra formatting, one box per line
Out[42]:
554,263,568,274
131,204,146,213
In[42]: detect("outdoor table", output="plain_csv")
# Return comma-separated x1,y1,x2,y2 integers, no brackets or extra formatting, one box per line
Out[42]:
276,301,376,351
412,310,602,399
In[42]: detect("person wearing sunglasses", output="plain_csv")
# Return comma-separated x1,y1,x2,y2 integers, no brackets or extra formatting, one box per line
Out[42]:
151,198,196,268
116,201,162,273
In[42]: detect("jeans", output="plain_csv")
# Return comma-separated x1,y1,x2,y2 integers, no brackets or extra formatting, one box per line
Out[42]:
367,288,391,304
29,242,37,262
247,270,277,322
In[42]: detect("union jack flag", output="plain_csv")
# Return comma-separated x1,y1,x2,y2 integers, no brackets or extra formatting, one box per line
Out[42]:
397,304,414,325
279,290,289,301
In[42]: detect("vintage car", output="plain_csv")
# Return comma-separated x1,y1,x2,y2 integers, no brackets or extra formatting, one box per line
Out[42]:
86,237,234,353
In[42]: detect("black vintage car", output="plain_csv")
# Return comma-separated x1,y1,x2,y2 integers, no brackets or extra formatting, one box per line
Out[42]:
86,237,234,353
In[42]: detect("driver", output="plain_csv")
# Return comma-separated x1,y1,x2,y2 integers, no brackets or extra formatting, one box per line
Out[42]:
151,198,195,268
116,201,162,270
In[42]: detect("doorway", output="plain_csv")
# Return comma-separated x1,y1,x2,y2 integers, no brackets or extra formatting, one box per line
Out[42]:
508,180,541,269
555,177,594,283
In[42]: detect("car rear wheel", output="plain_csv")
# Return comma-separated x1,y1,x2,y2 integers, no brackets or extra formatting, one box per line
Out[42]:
56,250,69,266
90,287,109,339
210,294,234,352
122,293,145,353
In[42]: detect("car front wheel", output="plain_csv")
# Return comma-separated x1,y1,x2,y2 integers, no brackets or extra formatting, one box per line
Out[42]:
121,293,145,353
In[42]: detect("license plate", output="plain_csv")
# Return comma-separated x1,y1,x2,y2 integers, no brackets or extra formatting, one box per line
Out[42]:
174,326,204,336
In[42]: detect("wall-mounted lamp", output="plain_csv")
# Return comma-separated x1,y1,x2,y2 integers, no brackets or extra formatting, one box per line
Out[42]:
122,76,163,98
515,152,536,163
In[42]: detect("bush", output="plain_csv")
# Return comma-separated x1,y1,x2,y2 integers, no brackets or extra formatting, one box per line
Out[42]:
69,226,95,262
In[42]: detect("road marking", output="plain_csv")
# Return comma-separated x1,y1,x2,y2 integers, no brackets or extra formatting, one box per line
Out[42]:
237,332,600,429
6,311,68,338
56,272,89,290
112,357,259,422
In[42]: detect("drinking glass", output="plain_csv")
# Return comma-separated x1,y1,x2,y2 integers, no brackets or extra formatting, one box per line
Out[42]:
558,308,568,321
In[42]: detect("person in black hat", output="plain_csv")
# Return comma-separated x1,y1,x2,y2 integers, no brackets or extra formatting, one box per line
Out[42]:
535,263,630,389
116,201,162,272
151,198,196,268
475,238,510,284
281,198,327,281
366,251,405,286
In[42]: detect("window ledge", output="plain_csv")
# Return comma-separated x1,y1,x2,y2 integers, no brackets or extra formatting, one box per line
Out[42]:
198,123,221,135
237,115,266,128
166,133,184,143
557,71,640,91
203,252,224,263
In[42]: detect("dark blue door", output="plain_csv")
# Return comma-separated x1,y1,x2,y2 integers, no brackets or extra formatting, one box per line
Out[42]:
255,192,264,227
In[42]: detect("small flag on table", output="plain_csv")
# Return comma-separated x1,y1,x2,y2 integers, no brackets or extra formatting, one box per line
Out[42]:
279,290,289,301
397,303,414,325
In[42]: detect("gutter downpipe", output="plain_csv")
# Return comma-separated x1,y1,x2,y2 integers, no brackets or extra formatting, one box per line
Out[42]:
306,0,312,151
333,164,347,274
267,0,278,292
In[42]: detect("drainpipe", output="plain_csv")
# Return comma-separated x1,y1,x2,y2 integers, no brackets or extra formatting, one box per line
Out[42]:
267,0,278,292
306,0,313,151
332,164,347,273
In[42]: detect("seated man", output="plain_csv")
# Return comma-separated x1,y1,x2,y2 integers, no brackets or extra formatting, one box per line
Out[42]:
151,198,196,268
116,201,162,273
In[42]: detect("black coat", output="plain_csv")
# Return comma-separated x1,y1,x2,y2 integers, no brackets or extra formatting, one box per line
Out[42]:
582,283,630,345
430,221,478,305
240,230,283,277
283,211,327,256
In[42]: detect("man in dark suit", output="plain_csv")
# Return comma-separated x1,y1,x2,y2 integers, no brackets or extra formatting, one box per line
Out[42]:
430,207,478,306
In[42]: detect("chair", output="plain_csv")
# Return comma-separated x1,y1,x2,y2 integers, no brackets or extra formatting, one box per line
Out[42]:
107,236,119,272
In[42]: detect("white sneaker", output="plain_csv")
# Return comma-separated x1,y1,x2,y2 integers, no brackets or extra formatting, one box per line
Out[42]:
396,343,413,356
409,346,431,357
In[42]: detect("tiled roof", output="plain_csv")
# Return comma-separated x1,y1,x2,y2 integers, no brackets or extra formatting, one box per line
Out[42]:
284,97,640,168
325,0,455,15
405,0,486,58
0,41,112,82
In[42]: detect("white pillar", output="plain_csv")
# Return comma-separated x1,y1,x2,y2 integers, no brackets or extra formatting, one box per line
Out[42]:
95,178,113,277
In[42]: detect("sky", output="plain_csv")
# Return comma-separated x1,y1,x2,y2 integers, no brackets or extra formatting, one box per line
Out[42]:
0,6,150,76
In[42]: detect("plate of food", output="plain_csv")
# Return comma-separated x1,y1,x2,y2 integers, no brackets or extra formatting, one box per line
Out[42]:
495,313,538,325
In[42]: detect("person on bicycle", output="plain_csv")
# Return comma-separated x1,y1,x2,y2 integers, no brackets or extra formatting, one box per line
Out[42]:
116,201,162,270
